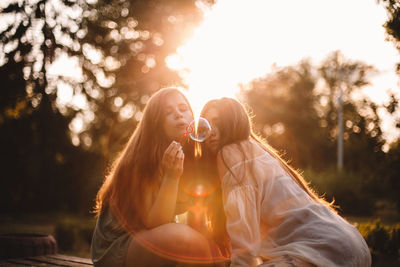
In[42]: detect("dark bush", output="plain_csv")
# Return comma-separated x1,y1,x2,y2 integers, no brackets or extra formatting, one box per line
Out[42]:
55,221,78,251
54,217,95,253
387,225,400,256
357,220,400,266
305,168,375,215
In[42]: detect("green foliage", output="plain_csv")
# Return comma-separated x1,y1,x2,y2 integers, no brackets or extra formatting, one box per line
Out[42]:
241,54,383,171
0,0,103,215
357,219,400,265
0,0,87,118
379,0,400,73
382,141,400,213
239,52,400,216
241,60,331,169
305,168,375,216
67,0,210,153
0,0,208,215
0,0,209,153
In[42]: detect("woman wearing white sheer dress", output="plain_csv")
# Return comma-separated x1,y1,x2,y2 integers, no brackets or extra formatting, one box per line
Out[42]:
200,98,371,267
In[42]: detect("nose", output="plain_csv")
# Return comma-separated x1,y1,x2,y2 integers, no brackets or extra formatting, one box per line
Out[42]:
209,125,216,137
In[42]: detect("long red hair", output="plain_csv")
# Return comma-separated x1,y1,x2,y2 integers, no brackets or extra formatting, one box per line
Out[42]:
94,87,194,230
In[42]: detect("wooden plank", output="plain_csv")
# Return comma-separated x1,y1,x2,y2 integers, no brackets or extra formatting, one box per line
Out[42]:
6,257,56,266
0,254,93,267
0,262,27,267
25,255,89,267
47,255,92,265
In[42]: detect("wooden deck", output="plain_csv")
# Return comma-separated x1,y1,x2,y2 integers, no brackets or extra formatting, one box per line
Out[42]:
0,254,93,266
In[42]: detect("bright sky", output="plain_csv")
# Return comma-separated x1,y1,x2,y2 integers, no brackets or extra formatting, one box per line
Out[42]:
166,0,400,142
6,0,398,142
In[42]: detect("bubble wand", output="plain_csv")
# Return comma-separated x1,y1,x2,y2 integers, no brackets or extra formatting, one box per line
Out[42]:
178,118,212,144
179,123,194,144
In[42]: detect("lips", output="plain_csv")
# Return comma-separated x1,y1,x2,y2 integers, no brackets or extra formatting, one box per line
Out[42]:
176,122,188,129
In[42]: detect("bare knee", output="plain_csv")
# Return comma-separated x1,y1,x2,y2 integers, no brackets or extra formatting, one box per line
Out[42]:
125,234,175,267
135,223,211,259
169,224,211,256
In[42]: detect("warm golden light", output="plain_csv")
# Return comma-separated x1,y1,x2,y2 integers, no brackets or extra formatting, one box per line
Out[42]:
167,0,280,117
166,0,399,132
166,0,318,116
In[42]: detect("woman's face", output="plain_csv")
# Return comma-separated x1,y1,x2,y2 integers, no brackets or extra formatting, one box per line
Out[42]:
163,93,193,142
202,107,221,154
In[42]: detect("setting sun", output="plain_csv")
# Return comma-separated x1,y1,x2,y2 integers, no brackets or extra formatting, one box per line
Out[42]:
166,0,398,125
166,0,280,116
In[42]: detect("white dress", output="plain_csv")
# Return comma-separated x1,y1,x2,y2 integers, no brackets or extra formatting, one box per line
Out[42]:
220,143,371,267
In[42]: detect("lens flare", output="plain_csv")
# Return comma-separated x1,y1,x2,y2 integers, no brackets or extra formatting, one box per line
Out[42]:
111,199,227,264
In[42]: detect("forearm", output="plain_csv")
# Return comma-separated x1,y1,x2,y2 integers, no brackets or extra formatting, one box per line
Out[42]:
145,176,180,228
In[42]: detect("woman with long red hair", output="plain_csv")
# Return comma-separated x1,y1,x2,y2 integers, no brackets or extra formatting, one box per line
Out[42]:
91,88,226,267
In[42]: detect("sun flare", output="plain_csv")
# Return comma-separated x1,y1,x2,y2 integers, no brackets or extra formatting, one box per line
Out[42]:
166,0,398,122
166,0,282,117
166,0,328,117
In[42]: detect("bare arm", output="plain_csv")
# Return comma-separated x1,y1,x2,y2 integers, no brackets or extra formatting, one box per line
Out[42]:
144,141,184,228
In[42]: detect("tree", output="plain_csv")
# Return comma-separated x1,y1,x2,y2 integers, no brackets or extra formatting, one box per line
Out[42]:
382,140,400,212
240,60,330,169
379,0,400,73
0,0,211,149
0,0,212,213
318,51,384,171
0,0,94,213
241,52,383,171
240,53,390,214
78,0,211,157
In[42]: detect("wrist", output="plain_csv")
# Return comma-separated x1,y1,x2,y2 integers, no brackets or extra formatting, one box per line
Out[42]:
163,172,181,182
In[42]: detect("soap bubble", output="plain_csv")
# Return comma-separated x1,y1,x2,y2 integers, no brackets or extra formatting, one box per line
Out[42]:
188,117,211,142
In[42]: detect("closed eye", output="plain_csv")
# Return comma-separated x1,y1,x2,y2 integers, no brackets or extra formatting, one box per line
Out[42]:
178,104,189,112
